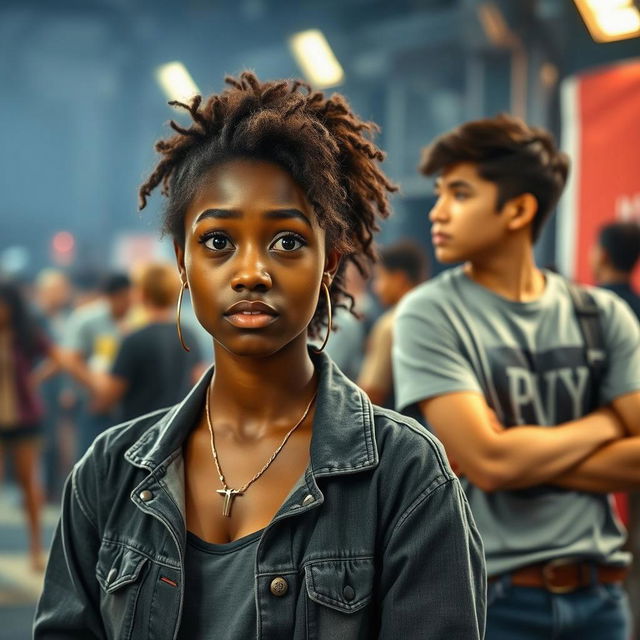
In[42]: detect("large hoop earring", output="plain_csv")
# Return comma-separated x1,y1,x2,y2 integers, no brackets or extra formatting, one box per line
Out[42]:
176,282,191,352
312,281,332,354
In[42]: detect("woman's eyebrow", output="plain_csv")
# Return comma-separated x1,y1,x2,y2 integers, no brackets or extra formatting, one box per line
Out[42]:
194,208,311,227
195,209,241,223
263,208,312,228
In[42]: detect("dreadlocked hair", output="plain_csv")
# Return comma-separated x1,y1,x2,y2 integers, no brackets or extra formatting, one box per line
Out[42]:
139,71,397,339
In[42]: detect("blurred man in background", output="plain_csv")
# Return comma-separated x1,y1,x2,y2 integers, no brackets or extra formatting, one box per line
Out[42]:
93,262,204,421
61,272,131,455
358,240,427,407
592,220,640,638
592,221,640,320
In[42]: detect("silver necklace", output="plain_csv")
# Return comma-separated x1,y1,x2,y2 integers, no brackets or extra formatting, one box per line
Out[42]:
205,385,318,517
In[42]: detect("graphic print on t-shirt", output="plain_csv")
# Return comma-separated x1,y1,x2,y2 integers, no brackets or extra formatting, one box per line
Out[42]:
489,346,593,427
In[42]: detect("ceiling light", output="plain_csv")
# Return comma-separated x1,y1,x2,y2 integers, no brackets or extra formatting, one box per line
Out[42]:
574,0,640,42
155,62,200,103
289,29,344,89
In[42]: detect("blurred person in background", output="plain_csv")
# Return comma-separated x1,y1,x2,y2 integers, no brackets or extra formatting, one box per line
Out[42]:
35,72,485,640
357,240,427,407
592,220,640,320
93,262,204,422
592,220,640,639
33,269,73,502
0,279,65,571
60,272,132,456
325,261,374,380
394,114,640,639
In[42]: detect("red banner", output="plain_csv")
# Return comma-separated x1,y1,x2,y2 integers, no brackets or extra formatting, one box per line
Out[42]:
558,58,640,287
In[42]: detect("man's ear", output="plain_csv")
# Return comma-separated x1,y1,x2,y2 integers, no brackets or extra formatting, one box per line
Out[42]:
505,193,538,232
174,240,187,285
324,249,342,282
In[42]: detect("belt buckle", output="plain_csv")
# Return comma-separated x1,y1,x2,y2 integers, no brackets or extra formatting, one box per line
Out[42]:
541,558,585,595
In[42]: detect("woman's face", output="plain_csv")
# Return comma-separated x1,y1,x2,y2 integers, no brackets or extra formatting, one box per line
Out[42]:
175,159,338,358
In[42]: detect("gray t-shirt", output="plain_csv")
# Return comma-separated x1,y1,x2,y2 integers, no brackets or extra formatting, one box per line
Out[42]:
177,529,262,639
394,266,640,576
62,300,120,373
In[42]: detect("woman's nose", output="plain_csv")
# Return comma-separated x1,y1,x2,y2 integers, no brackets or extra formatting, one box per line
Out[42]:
230,248,273,292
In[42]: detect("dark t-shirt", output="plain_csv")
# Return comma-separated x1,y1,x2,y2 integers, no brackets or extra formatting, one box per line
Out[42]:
111,322,202,422
601,282,640,322
177,529,261,639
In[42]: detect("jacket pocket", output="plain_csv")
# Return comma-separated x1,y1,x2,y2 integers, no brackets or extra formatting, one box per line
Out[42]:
304,557,375,640
96,540,149,640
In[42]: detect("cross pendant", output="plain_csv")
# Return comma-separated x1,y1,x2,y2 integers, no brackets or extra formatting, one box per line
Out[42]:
216,489,243,517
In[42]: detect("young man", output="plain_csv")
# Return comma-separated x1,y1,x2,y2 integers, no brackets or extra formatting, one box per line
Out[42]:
393,114,640,639
357,240,427,407
61,272,132,455
93,262,204,421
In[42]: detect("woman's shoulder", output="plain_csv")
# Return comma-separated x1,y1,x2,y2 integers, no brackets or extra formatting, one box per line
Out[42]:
370,405,455,486
73,406,176,485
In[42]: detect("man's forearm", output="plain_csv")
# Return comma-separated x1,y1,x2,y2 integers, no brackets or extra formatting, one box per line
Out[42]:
485,408,625,490
550,437,640,493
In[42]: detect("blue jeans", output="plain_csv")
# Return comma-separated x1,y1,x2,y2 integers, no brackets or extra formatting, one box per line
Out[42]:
487,573,632,639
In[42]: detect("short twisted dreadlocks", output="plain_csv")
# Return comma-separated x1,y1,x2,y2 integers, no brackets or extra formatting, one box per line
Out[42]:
139,71,396,338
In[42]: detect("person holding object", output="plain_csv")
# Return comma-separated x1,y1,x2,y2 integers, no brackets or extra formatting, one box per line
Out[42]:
393,114,640,639
35,73,485,639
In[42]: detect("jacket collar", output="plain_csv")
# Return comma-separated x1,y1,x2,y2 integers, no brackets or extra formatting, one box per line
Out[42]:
124,350,379,476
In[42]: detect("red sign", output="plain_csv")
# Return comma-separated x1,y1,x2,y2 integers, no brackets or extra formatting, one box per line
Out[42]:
558,59,640,287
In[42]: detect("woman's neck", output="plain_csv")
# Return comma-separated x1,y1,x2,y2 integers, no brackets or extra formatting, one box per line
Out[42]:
208,335,317,438
464,240,545,302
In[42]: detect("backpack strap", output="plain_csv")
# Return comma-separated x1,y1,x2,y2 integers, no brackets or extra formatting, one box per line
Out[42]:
565,281,608,410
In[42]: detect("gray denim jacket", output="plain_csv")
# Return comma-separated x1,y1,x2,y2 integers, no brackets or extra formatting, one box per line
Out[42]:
34,352,486,639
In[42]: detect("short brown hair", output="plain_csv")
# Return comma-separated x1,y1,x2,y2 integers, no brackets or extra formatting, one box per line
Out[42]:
420,114,569,241
138,262,180,309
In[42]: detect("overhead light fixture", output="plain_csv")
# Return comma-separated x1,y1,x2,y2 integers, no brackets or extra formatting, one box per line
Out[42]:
155,62,200,103
289,29,344,88
574,0,640,42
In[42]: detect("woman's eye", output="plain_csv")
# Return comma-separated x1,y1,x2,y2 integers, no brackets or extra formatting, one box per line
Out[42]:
272,234,305,252
202,233,233,251
454,192,470,201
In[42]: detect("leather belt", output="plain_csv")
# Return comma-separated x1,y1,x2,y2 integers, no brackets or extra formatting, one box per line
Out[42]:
489,559,629,594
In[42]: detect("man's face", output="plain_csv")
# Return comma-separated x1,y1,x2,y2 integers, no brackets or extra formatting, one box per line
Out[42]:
372,265,407,308
429,163,509,264
108,289,132,320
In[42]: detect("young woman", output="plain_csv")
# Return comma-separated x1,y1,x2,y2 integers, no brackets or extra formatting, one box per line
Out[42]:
0,280,55,571
35,73,485,639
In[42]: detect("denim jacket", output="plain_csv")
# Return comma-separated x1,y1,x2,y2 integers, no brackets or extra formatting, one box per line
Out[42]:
34,352,486,639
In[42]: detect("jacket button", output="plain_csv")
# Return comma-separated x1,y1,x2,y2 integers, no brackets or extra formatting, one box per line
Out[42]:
343,585,355,601
139,490,153,502
270,577,288,597
107,568,118,585
302,494,315,506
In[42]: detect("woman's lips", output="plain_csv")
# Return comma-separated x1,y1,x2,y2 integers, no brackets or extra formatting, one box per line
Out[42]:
224,311,279,329
224,300,279,329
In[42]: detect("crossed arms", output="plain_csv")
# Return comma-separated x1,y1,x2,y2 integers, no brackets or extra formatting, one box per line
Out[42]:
421,390,640,493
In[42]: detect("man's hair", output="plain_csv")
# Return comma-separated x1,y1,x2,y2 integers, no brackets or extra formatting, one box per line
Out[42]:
100,273,131,295
139,71,396,338
378,241,427,284
599,221,640,273
419,114,570,241
138,262,180,309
